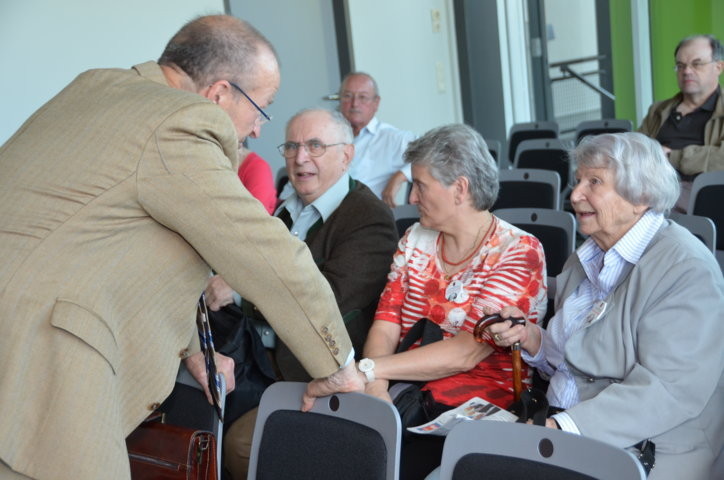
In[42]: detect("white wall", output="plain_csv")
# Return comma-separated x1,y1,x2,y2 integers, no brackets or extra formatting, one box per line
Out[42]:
345,0,462,136
544,0,600,118
228,0,342,175
0,0,225,145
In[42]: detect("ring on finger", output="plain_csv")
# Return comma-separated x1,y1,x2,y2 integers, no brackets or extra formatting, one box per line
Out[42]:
493,333,501,342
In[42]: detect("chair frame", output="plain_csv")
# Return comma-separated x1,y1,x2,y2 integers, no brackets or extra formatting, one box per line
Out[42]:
574,118,633,144
668,212,717,254
513,138,571,198
392,203,420,237
485,139,504,169
392,203,420,221
494,207,576,295
438,421,646,480
248,381,401,480
687,170,724,216
507,120,559,165
496,169,561,211
687,170,724,269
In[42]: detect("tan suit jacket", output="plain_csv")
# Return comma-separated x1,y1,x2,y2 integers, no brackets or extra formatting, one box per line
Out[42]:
0,62,351,480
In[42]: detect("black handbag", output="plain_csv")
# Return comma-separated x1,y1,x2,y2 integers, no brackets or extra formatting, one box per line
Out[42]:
208,303,277,427
391,318,448,438
506,387,549,426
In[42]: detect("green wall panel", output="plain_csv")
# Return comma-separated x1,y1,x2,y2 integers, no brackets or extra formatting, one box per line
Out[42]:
609,0,637,126
649,0,724,100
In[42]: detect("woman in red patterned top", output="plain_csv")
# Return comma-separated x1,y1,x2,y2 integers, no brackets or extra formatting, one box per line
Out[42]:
359,124,547,479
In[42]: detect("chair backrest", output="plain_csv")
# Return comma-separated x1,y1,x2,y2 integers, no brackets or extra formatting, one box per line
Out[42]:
275,166,289,195
669,212,717,253
486,139,503,168
688,170,724,251
248,381,401,480
438,421,646,480
514,138,571,191
575,118,633,144
507,121,559,165
494,208,576,277
392,203,420,237
493,169,561,211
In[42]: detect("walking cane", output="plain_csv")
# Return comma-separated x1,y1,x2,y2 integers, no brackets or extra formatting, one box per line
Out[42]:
473,314,526,402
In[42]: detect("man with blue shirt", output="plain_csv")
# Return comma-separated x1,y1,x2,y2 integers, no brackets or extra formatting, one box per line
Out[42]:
339,72,416,207
206,108,398,480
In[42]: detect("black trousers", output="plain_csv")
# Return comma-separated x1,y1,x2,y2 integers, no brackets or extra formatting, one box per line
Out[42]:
399,401,453,480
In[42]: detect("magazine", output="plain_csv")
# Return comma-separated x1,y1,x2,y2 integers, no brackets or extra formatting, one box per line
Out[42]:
406,397,519,436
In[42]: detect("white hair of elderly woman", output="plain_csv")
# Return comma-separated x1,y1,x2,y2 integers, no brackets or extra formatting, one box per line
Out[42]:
571,132,680,213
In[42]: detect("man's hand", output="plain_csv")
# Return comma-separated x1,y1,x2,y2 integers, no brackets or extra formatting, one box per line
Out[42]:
204,275,235,311
184,351,236,404
302,362,365,411
364,379,393,403
381,171,409,208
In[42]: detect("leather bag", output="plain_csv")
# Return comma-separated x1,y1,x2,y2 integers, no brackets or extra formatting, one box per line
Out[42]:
127,419,217,480
391,318,446,440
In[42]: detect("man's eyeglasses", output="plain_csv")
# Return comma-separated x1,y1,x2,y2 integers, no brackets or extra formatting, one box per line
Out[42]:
277,140,346,158
674,60,718,72
339,92,376,104
227,81,272,124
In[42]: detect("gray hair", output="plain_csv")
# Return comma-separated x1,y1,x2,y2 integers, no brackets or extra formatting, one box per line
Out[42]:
675,34,722,61
571,132,679,213
339,72,380,97
158,15,279,90
405,124,498,211
286,108,354,144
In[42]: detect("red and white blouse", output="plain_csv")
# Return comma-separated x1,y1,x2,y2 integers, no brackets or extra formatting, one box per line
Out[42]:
375,219,548,407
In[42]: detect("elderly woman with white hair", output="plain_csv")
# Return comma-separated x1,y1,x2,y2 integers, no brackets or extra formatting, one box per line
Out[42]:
487,132,724,480
360,124,548,479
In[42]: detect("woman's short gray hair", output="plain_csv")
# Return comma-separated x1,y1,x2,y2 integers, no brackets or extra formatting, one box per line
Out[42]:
404,124,498,211
571,132,680,213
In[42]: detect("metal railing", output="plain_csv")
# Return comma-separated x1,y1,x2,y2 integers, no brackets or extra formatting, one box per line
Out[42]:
549,55,614,101
548,55,612,135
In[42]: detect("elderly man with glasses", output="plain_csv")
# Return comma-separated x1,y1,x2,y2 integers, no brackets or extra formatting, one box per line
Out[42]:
639,34,724,211
208,108,398,479
338,72,417,207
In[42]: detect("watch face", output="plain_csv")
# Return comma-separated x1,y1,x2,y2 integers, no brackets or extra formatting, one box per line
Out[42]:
359,358,374,371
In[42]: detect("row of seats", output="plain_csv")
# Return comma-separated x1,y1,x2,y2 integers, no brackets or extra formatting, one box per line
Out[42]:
247,381,647,479
487,118,633,170
394,207,574,277
394,204,722,278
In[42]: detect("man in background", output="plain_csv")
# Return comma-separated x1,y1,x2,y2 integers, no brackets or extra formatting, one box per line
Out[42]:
639,34,723,211
0,15,361,480
338,72,416,207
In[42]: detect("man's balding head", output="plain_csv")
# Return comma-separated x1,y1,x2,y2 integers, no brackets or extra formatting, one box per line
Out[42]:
159,15,279,91
159,15,281,143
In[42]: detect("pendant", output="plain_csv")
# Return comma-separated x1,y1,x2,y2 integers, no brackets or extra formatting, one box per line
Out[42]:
584,300,608,325
445,279,469,303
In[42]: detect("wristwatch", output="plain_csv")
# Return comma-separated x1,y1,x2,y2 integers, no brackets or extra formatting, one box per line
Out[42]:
358,358,376,383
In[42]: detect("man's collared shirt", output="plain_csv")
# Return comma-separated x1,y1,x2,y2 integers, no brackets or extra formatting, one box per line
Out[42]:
349,117,416,198
657,86,720,150
523,210,665,434
276,172,351,241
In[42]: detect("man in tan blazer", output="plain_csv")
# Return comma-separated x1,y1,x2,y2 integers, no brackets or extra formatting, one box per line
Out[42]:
0,15,362,480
